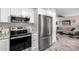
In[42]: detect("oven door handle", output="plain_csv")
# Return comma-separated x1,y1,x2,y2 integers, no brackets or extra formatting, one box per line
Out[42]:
10,35,31,40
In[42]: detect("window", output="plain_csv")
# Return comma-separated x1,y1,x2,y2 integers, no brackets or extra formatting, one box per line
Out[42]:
62,20,71,25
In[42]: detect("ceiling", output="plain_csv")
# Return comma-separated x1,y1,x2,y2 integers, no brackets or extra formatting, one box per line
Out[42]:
56,8,79,17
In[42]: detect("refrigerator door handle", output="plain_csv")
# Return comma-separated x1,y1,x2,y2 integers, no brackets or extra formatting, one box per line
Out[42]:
40,36,50,39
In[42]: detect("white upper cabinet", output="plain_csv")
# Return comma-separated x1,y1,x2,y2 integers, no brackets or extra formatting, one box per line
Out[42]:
0,8,35,23
21,8,35,23
0,8,10,22
10,8,35,23
10,8,22,16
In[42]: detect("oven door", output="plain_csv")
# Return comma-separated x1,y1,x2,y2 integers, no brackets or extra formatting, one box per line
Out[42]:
10,34,31,51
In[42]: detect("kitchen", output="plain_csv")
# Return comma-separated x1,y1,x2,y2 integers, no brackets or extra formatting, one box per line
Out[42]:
0,0,79,59
0,8,56,51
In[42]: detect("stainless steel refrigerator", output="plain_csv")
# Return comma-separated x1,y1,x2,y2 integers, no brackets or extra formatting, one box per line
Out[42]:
38,14,52,51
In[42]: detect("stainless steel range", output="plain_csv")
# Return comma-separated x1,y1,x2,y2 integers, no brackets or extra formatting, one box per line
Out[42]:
10,26,32,51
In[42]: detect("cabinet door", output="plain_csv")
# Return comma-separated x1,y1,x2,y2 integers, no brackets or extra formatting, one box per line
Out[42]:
0,39,9,51
29,9,35,23
22,8,35,23
32,33,38,51
0,8,10,22
10,8,22,16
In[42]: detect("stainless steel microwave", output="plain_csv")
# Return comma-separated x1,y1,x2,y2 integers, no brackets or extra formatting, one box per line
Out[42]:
10,15,30,23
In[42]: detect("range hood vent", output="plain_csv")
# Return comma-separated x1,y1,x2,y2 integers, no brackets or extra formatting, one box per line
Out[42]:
57,15,65,18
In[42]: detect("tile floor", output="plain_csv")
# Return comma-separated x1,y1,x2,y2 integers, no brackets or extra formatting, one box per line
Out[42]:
45,34,79,51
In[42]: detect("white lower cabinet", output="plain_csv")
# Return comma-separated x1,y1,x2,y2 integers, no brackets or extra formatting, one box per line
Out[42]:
0,39,9,51
32,33,39,51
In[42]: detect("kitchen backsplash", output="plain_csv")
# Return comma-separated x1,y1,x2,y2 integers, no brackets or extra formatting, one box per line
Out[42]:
0,23,31,27
0,22,37,33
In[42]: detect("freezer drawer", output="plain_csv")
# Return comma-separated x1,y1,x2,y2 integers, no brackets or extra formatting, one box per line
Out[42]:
39,36,51,51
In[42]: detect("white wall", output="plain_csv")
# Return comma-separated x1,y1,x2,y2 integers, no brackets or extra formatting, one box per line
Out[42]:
51,9,57,42
57,16,79,27
66,16,79,27
56,16,79,33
